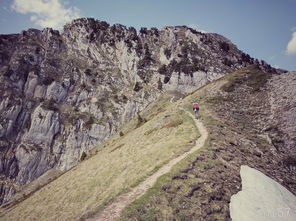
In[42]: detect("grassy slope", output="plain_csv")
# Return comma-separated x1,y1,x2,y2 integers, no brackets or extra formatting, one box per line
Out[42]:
0,94,199,221
120,86,222,221
120,65,296,221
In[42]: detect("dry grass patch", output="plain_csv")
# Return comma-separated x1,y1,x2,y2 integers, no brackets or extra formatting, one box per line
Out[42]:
163,118,183,128
221,65,271,92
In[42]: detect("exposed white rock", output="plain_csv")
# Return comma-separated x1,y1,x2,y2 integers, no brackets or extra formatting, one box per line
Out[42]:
24,71,38,98
163,71,211,93
23,105,60,146
5,120,14,136
122,100,137,123
3,105,22,122
230,165,296,221
34,84,47,99
46,82,67,102
159,47,170,65
0,97,9,113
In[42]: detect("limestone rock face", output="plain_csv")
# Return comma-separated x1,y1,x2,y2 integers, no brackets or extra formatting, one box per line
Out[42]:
0,18,271,204
230,165,296,221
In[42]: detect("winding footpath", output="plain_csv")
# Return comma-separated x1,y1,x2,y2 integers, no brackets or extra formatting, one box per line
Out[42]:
87,108,208,221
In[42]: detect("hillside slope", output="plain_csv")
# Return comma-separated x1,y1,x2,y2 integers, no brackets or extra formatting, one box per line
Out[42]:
88,109,208,221
120,65,296,221
0,94,200,221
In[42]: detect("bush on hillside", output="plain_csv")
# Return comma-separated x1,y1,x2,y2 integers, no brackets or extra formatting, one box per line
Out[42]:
157,78,163,90
140,27,148,35
42,98,59,112
135,43,143,56
136,113,147,128
80,151,87,161
283,156,296,171
158,65,168,75
41,76,55,85
137,44,154,69
133,82,142,92
164,48,171,59
219,42,230,52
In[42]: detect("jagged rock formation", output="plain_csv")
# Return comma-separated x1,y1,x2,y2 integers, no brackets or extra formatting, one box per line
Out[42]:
0,17,271,204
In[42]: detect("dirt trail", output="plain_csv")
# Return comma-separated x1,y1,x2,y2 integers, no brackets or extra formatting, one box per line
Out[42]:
87,108,208,221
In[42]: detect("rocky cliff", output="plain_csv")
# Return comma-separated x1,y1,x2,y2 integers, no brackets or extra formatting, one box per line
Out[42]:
0,17,273,204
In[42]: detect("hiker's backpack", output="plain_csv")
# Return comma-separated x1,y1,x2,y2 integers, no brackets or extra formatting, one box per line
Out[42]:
193,103,199,109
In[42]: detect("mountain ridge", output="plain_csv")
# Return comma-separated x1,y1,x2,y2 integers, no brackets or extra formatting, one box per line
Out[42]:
0,17,281,206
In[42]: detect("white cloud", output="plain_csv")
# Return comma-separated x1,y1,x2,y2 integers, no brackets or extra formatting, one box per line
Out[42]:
286,32,296,55
11,0,80,29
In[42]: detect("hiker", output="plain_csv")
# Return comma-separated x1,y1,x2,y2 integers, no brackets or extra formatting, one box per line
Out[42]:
193,102,199,118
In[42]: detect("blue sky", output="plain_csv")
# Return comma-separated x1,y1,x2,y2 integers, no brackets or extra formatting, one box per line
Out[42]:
1,0,296,70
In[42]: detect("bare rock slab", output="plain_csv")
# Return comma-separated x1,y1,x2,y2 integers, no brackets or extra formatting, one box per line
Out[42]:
230,165,296,221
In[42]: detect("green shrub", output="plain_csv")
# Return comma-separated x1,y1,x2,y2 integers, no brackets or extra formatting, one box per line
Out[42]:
133,82,142,92
136,113,147,128
157,78,163,90
80,152,87,161
85,116,95,129
24,116,31,130
41,76,54,85
163,119,183,128
219,42,230,52
164,48,171,59
283,156,296,169
158,65,167,75
42,98,59,112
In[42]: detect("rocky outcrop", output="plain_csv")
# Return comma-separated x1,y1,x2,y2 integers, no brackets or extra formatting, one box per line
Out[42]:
230,165,296,221
0,18,273,204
